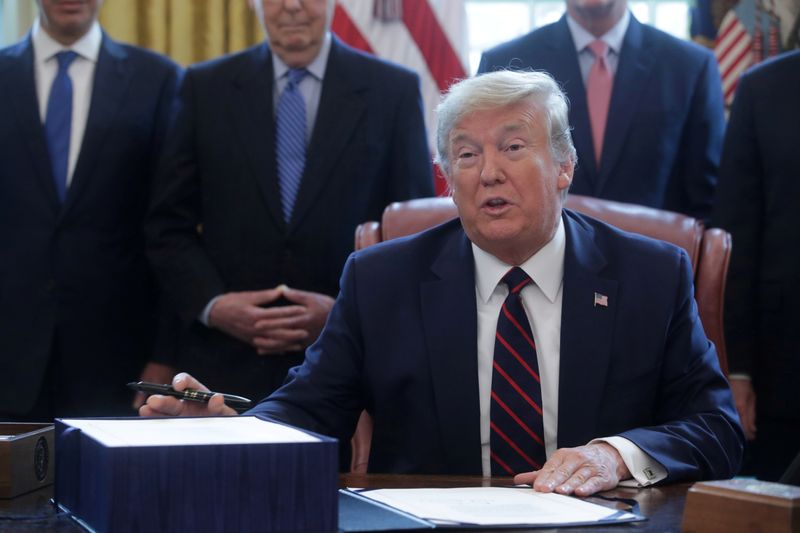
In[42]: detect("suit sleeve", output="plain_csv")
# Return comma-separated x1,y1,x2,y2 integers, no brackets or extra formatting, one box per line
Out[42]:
476,51,496,75
476,52,489,75
668,50,725,221
710,73,762,376
146,68,228,325
618,250,744,482
385,72,434,200
146,63,183,186
247,253,365,441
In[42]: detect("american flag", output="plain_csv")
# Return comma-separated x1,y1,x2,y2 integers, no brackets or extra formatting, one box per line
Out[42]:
594,292,609,307
332,0,468,195
714,0,784,106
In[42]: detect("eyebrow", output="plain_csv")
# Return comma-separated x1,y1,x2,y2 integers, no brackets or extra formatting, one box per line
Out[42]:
451,121,528,143
499,121,527,134
450,132,475,145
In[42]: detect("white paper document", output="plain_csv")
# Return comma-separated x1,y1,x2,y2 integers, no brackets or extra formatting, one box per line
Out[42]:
59,416,319,447
354,487,638,526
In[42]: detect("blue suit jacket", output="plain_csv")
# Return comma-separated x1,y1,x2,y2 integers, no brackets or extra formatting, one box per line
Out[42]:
712,51,800,420
253,211,743,480
478,15,725,220
146,37,434,399
0,35,181,416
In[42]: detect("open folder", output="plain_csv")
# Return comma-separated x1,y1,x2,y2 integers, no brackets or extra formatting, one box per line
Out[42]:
340,486,645,531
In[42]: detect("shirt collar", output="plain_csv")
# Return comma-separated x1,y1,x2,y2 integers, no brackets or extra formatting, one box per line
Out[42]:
32,17,102,65
473,215,565,304
272,31,332,83
566,8,630,55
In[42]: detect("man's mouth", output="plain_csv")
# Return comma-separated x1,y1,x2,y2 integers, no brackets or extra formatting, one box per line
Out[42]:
484,198,510,208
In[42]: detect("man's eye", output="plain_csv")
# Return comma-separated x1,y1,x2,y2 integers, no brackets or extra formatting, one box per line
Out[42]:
458,152,475,159
506,143,524,152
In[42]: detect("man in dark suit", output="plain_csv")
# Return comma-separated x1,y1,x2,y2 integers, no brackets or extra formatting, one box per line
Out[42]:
145,0,433,401
0,0,181,420
711,51,800,481
477,0,725,220
143,70,742,495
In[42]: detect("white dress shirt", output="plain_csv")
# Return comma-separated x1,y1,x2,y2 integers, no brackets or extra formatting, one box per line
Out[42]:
32,18,102,187
271,32,332,143
566,9,630,84
474,216,666,486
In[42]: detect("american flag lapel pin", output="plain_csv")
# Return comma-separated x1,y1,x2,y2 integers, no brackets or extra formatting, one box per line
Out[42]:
593,292,608,307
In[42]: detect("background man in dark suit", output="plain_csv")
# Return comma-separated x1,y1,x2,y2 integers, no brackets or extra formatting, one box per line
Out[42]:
711,51,800,481
477,0,725,220
145,0,433,402
143,70,742,494
0,0,181,420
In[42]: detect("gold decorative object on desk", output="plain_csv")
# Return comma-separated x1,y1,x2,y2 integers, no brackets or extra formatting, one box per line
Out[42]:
682,478,800,533
0,423,54,498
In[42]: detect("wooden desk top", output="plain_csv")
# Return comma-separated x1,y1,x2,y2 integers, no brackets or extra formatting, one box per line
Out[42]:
0,475,691,532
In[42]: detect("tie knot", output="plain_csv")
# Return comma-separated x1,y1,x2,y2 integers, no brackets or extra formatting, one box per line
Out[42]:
588,40,609,59
501,267,531,294
286,68,308,89
54,50,78,72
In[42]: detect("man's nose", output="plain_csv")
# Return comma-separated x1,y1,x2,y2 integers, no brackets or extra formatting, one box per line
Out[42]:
479,149,505,185
282,0,304,12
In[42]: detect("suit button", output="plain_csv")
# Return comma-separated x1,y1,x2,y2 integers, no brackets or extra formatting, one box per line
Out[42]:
46,279,56,292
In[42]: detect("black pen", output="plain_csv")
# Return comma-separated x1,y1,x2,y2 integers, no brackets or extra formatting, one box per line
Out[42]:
127,381,253,411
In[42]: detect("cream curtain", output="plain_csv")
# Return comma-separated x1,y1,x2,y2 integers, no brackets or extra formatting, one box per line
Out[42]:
3,1,263,63
99,0,263,65
1,0,37,45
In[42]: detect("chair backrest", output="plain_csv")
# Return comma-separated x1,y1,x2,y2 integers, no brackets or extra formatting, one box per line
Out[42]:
350,194,731,473
354,194,730,373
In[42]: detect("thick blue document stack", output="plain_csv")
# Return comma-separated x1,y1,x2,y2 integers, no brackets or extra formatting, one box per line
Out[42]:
54,416,338,533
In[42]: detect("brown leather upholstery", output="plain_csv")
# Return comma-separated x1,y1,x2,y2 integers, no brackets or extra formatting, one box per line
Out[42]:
350,194,732,471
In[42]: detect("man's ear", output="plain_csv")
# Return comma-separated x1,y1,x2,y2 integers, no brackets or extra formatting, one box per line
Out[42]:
438,165,456,200
557,159,574,191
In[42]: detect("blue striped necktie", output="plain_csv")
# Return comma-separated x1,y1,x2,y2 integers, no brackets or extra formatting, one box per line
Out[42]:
276,68,309,223
490,267,546,476
45,50,78,203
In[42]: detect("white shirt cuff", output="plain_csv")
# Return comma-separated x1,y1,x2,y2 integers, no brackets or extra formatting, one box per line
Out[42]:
592,436,667,487
199,295,222,327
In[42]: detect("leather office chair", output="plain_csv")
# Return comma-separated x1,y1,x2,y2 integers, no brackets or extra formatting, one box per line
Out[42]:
350,194,732,472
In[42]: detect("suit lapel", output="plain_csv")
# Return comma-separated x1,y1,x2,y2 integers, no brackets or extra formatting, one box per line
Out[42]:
62,35,133,215
289,38,367,231
229,44,286,230
557,212,618,447
597,17,655,192
1,37,61,211
420,225,483,474
549,17,598,187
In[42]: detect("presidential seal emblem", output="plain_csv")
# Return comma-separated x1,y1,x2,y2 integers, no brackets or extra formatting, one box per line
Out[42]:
34,437,48,482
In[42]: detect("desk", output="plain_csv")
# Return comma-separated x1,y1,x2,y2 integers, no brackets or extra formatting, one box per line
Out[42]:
0,475,691,532
342,474,690,532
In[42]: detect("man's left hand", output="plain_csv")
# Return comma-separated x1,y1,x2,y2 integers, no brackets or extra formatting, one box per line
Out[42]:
252,286,334,354
514,443,631,496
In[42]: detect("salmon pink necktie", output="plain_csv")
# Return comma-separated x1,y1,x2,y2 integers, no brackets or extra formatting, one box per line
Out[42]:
586,40,613,167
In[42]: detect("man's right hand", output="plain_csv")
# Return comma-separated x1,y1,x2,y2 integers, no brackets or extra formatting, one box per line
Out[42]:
207,288,307,350
138,373,237,417
730,377,757,440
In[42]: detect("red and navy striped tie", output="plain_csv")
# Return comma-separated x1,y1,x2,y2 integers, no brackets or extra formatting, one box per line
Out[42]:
490,267,546,476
